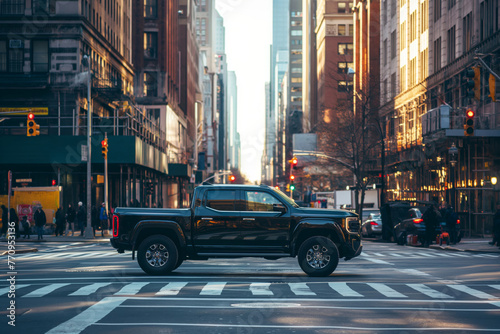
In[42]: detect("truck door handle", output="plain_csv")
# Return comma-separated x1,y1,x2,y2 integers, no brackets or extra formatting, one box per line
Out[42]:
201,217,213,220
242,218,255,221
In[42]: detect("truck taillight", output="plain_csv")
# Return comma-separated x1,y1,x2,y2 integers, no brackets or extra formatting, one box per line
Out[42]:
112,215,119,237
456,219,460,225
413,218,423,224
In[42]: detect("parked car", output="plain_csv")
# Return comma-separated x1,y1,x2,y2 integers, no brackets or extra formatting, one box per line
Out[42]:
361,213,382,238
393,208,426,245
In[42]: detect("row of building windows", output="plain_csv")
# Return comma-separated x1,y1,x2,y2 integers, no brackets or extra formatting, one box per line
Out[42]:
0,40,48,73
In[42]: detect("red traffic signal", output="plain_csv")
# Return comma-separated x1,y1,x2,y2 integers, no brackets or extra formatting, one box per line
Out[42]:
101,138,108,158
464,109,475,136
291,157,298,165
51,180,56,186
466,110,475,118
28,113,35,120
229,175,236,183
290,175,295,181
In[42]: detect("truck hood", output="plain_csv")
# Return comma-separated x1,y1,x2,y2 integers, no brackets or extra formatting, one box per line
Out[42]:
293,207,358,218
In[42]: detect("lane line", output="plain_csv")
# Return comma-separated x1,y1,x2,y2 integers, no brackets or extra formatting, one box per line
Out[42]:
407,284,453,299
156,282,188,296
288,283,316,296
328,283,363,297
69,283,113,296
23,283,70,298
46,297,126,334
114,282,148,295
368,283,407,298
448,285,497,299
200,282,226,295
250,282,274,296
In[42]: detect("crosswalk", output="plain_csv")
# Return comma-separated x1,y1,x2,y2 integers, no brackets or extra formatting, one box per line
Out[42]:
14,249,499,261
1,281,499,300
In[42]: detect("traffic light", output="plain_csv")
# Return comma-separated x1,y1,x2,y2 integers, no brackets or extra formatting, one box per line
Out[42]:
101,139,108,158
290,175,295,181
27,113,40,136
290,184,295,191
229,175,236,183
464,109,475,136
465,68,475,99
473,66,481,100
291,157,298,169
489,74,496,102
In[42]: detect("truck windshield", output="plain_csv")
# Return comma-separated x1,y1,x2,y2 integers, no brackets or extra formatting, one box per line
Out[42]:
271,188,300,208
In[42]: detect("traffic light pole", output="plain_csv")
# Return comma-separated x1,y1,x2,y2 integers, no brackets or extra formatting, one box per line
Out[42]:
84,55,93,239
104,133,108,230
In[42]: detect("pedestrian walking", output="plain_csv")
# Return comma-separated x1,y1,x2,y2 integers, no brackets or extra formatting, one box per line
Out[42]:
1,205,8,238
34,207,46,240
54,207,65,237
76,201,86,236
422,204,440,247
445,205,459,244
10,208,19,239
99,202,108,237
21,216,30,239
65,204,76,236
489,204,500,248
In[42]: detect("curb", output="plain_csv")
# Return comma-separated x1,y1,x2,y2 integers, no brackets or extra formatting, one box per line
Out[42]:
0,248,38,256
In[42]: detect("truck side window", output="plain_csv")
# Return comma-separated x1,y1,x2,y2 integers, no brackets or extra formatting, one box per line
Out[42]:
206,190,236,211
244,191,281,212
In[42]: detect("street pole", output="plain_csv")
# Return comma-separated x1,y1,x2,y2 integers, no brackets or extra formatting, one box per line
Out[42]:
104,133,108,231
84,55,93,239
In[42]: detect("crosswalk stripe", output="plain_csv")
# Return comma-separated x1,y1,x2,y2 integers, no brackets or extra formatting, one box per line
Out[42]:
69,283,112,296
447,284,497,299
431,252,454,257
328,283,363,297
114,282,148,295
490,285,500,291
156,282,188,296
371,252,386,257
0,284,30,296
250,283,274,296
23,283,70,298
390,253,405,257
288,283,316,296
407,284,453,299
448,253,469,257
200,282,226,295
367,283,407,298
413,252,437,257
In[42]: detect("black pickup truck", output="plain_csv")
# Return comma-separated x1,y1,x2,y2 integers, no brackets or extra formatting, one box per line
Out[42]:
110,184,362,277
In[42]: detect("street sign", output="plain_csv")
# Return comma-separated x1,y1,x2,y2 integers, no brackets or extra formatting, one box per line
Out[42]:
81,145,88,161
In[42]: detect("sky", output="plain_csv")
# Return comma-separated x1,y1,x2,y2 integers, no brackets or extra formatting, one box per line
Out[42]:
215,0,272,183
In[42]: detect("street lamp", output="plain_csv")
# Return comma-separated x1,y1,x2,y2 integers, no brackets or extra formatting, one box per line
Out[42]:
82,55,93,239
449,143,458,167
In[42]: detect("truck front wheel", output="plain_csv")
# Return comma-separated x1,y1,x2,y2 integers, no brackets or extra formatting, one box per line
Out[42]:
137,235,178,275
298,236,339,277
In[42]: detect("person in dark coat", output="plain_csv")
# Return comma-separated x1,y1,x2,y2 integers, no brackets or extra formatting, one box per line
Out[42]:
76,201,86,236
10,208,19,239
1,205,8,238
65,204,76,236
21,216,30,239
54,208,65,237
99,202,108,237
91,205,100,237
445,205,459,244
422,204,440,247
489,204,500,248
34,207,47,240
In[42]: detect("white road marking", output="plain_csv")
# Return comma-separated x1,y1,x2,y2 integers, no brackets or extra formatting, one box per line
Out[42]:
23,283,70,298
114,282,148,295
413,252,437,257
69,283,112,296
156,282,188,296
250,282,274,295
448,284,497,299
200,282,226,295
390,253,405,257
368,283,407,298
396,269,430,276
407,284,453,299
288,283,316,296
490,285,500,291
328,283,363,297
0,284,30,296
46,297,127,334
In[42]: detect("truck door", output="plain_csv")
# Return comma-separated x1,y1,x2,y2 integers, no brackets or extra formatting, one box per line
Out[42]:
193,189,241,252
239,190,291,252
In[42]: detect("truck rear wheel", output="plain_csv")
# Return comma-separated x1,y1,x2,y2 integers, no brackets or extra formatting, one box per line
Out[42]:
298,236,339,277
137,235,178,275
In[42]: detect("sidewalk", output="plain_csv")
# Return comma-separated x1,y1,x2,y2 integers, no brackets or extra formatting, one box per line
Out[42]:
0,231,111,255
429,238,500,253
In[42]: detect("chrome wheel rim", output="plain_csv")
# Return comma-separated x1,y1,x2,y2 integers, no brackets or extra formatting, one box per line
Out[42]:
305,244,330,269
145,243,169,267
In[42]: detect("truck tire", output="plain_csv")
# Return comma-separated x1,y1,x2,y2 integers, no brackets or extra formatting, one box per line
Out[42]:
298,236,339,277
137,235,178,275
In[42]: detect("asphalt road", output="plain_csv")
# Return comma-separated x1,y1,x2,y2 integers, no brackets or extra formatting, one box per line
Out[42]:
1,240,499,333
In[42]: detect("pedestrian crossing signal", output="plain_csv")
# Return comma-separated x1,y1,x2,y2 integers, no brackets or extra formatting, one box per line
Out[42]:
27,113,40,136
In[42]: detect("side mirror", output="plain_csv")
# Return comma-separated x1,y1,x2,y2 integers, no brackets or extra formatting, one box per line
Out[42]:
273,203,286,213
